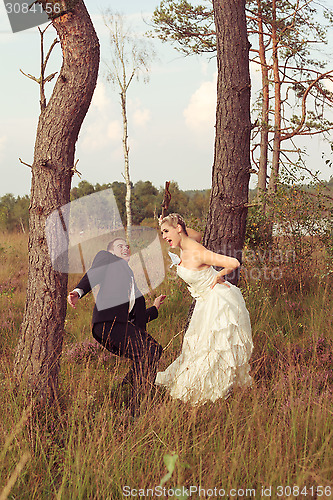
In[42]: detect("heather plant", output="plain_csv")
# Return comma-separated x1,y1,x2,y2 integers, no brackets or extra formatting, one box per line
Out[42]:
63,338,113,364
272,185,329,277
245,181,332,291
0,230,332,498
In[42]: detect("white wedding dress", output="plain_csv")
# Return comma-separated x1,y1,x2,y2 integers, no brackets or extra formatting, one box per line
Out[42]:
155,259,253,404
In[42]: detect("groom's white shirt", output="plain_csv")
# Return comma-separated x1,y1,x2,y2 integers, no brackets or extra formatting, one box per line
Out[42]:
73,277,136,313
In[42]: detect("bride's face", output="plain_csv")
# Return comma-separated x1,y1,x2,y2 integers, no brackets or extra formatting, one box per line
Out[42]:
160,222,181,248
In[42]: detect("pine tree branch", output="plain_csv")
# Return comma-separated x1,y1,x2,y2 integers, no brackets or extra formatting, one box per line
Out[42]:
19,158,32,168
19,69,40,83
43,38,60,72
44,72,58,83
281,70,333,141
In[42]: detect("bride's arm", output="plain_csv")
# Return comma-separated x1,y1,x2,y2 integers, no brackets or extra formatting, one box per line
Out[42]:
187,227,202,242
202,248,240,271
200,248,240,287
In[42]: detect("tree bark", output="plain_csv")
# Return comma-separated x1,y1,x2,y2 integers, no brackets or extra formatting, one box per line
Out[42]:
121,90,132,240
204,0,251,285
267,0,281,197
256,0,269,207
14,0,100,402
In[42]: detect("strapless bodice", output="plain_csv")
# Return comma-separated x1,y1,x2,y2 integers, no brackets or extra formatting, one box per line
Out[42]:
177,265,229,300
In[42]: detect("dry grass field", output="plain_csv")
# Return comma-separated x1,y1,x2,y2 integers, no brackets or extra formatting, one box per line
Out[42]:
0,231,332,499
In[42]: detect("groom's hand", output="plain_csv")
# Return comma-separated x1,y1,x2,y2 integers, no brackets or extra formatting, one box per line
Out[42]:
154,294,166,310
67,291,79,309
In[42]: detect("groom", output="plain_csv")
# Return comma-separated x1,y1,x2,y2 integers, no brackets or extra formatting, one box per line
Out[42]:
67,237,166,415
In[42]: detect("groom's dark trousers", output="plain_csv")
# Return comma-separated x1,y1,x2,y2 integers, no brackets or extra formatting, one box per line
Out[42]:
75,250,162,412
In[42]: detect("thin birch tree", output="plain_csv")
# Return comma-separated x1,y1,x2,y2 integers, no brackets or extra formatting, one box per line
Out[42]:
103,11,155,240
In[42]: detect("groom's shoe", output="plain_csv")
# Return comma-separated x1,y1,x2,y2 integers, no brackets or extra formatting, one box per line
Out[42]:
110,382,132,409
120,369,135,389
111,368,136,404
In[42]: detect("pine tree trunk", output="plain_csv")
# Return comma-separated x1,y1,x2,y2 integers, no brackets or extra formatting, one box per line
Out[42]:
267,0,281,197
204,0,251,285
14,0,99,403
257,0,269,208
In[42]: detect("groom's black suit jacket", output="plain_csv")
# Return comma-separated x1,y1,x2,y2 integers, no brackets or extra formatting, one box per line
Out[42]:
75,250,158,329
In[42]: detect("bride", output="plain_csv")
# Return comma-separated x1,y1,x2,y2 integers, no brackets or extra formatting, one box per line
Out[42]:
155,213,253,404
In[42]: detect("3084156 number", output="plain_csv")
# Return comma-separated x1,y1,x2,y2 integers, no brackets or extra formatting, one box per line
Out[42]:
5,3,61,15
276,485,332,497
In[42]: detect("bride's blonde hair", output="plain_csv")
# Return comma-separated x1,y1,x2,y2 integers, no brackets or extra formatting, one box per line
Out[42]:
159,213,188,236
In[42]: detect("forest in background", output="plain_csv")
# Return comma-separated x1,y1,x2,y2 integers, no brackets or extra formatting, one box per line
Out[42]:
1,176,333,234
0,180,211,233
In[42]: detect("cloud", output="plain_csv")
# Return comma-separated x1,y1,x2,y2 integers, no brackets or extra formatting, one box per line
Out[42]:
80,79,153,152
79,78,123,151
183,73,217,132
127,97,152,127
80,118,122,151
133,108,151,126
0,135,7,161
107,120,122,141
91,81,111,112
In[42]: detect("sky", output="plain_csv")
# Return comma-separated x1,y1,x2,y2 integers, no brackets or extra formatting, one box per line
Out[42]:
0,0,332,198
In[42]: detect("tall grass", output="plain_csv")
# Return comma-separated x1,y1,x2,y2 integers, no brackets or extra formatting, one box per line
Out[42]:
0,231,332,498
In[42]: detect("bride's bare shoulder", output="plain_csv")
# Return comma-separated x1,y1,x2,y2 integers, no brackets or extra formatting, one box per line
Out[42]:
187,239,205,251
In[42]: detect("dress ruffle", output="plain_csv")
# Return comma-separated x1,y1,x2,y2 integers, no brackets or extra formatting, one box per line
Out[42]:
155,266,253,404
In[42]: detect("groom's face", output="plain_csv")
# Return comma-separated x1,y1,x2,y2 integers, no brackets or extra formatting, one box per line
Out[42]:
110,238,131,262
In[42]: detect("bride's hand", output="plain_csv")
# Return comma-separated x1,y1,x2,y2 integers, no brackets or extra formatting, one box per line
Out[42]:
210,274,230,289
